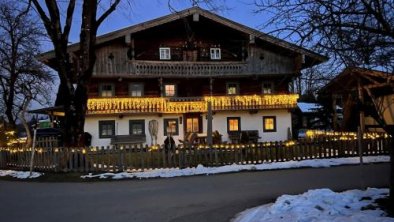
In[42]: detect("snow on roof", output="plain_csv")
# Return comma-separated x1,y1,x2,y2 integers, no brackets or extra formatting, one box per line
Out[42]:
297,102,322,113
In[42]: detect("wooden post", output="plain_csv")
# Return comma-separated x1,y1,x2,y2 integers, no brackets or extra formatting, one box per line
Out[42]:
29,127,37,177
207,101,213,146
357,79,364,164
332,94,338,130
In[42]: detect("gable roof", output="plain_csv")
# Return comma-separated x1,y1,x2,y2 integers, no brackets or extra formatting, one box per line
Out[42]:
320,67,394,95
39,6,327,64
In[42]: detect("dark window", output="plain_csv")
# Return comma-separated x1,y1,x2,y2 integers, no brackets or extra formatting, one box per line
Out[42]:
262,82,274,94
99,120,115,138
263,116,276,132
129,83,144,97
210,48,221,60
164,118,179,136
99,83,115,97
129,120,145,135
159,47,171,60
226,82,239,95
227,117,241,132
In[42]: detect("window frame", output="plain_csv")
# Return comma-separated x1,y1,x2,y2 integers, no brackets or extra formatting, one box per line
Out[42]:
263,116,277,132
226,82,239,95
210,48,221,60
164,118,179,136
159,47,171,60
129,120,145,135
227,117,241,133
262,82,274,94
163,83,177,97
99,83,115,97
129,83,144,97
98,120,115,138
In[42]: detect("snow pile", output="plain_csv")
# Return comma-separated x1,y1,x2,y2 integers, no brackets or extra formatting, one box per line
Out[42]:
81,155,389,180
0,170,42,179
232,188,394,222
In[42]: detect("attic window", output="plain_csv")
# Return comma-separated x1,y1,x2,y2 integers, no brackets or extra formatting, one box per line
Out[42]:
160,47,171,60
210,48,221,60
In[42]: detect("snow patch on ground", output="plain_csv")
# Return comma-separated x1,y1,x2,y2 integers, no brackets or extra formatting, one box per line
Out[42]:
232,188,394,222
81,155,389,180
0,170,42,179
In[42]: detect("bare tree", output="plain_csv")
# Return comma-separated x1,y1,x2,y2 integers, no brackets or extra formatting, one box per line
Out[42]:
254,0,394,208
0,0,52,137
31,0,122,146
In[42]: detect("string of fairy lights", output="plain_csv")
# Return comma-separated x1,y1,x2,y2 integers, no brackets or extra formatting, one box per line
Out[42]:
86,94,299,114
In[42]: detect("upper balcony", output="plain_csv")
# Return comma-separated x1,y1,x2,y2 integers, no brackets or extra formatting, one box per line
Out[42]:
86,94,299,115
93,60,251,77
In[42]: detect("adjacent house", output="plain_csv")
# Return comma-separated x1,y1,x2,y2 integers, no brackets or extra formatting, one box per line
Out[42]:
319,67,394,132
39,7,326,146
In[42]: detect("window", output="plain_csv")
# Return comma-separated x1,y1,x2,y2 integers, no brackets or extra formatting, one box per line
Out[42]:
227,117,240,132
99,120,115,138
263,116,276,132
164,118,179,136
226,82,239,95
99,83,115,97
164,84,176,97
262,82,274,94
186,117,200,133
210,48,221,60
129,120,145,135
129,83,144,97
159,47,171,60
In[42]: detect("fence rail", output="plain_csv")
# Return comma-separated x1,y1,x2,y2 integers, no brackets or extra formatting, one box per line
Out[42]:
0,137,391,173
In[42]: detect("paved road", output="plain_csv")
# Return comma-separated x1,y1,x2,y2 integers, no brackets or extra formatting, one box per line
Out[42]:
0,163,390,222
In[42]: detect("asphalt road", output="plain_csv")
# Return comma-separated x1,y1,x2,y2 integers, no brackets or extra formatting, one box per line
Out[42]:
0,163,390,222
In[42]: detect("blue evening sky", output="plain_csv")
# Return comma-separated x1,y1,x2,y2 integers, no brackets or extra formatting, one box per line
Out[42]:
42,0,273,51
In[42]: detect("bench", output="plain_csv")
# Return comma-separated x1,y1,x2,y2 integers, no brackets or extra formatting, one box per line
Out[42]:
240,130,261,143
110,134,146,145
228,131,241,144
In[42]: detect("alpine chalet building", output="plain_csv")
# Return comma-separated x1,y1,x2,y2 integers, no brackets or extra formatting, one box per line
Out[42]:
40,7,326,146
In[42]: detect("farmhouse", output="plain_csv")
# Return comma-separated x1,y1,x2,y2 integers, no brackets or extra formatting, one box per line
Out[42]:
39,7,326,146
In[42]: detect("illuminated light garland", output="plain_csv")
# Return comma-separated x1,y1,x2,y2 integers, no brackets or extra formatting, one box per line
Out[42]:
305,130,389,140
87,94,299,114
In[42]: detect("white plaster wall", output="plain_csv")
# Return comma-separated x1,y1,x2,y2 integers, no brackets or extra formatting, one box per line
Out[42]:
84,109,292,147
203,110,292,143
84,114,184,147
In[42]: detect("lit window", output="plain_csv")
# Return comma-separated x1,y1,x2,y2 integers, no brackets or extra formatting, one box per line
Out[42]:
129,120,145,135
210,48,221,60
263,116,276,132
99,120,115,138
99,84,114,97
164,84,176,97
186,117,200,133
227,117,240,132
129,83,144,97
262,82,274,94
226,83,239,95
160,47,171,60
164,118,179,136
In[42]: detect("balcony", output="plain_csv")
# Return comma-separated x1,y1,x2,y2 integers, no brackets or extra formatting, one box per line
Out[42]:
93,60,257,77
87,94,299,115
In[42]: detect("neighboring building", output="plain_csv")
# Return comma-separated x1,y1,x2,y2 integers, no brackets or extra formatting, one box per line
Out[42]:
39,7,326,146
319,67,394,132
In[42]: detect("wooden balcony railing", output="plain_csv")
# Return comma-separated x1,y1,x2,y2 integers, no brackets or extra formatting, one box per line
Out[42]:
93,60,251,77
87,94,299,114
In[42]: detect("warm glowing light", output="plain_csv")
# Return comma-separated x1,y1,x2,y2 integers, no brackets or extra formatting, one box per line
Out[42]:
87,94,299,114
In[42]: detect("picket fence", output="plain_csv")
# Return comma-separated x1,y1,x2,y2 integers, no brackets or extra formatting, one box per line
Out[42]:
0,136,391,173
